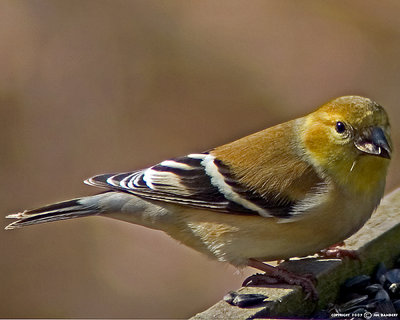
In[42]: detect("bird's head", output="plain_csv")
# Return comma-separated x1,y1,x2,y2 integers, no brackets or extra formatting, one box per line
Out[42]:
300,95,392,193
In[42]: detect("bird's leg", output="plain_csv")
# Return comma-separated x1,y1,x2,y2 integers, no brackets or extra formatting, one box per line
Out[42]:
243,258,318,300
317,242,359,259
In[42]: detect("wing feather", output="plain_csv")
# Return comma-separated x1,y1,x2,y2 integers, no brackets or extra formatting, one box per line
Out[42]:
85,152,304,217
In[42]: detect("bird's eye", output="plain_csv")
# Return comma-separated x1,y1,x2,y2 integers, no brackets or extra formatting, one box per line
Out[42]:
335,121,346,134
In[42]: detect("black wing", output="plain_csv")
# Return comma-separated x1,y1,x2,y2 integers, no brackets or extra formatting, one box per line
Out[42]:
85,152,296,218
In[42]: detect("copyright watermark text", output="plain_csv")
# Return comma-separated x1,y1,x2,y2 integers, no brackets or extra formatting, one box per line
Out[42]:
331,312,398,319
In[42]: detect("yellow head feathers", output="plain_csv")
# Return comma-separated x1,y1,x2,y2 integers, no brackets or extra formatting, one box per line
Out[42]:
300,95,391,193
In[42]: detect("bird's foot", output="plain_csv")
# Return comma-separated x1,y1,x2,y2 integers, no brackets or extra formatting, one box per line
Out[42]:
244,258,318,300
317,242,359,259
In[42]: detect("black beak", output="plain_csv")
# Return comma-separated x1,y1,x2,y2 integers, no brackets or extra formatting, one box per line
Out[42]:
354,127,392,159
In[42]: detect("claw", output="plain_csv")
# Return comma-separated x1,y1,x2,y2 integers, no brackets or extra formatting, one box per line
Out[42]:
242,273,279,286
245,259,318,300
317,244,359,260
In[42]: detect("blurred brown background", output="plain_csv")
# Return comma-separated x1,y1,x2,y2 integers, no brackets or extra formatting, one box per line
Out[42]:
1,0,400,318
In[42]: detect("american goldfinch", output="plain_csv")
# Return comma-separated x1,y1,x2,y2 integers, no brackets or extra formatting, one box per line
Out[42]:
5,95,392,299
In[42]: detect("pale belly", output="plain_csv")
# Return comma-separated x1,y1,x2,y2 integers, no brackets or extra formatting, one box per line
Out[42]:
167,192,378,266
104,186,382,267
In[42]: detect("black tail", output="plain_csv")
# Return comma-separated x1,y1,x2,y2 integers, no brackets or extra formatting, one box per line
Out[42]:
5,197,99,230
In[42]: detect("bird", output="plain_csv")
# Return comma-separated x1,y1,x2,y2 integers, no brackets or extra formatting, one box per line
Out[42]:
5,95,392,299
